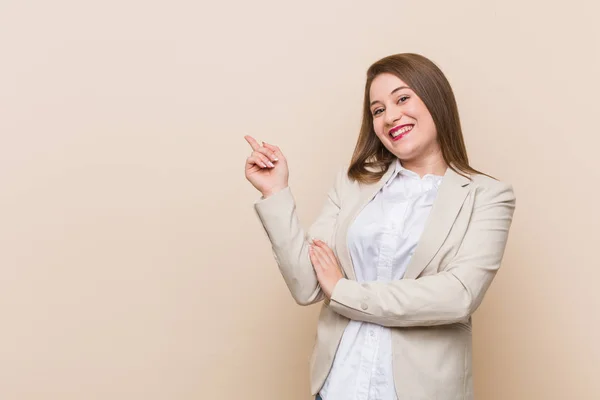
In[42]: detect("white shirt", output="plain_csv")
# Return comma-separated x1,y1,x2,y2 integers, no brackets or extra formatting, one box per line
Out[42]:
319,158,445,400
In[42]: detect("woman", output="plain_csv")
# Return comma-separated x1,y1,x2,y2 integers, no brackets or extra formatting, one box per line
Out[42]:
244,53,516,400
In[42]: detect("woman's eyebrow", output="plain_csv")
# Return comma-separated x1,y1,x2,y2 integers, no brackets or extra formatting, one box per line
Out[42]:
390,86,410,96
370,86,411,106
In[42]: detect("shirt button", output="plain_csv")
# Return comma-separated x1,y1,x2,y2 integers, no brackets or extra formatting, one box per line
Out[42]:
361,302,368,310
369,330,375,337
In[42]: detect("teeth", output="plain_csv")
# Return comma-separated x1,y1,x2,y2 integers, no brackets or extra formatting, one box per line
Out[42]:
391,125,413,138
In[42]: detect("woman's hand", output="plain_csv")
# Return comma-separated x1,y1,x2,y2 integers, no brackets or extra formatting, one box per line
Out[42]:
309,239,344,299
244,135,289,198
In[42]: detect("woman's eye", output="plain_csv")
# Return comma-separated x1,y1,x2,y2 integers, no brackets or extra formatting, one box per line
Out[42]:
398,96,409,104
373,108,383,116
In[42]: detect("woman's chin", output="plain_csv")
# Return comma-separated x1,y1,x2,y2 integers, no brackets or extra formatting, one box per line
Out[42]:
388,143,415,159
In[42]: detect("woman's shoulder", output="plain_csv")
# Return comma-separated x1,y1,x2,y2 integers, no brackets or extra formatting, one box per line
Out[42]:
328,163,361,205
467,172,516,204
333,163,353,191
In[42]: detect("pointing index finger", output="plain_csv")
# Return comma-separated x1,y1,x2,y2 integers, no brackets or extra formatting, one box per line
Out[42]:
244,135,261,151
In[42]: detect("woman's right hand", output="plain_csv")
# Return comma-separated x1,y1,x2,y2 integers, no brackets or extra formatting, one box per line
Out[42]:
244,135,289,198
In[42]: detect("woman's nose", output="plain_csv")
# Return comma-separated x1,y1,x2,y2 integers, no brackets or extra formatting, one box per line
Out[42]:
385,106,402,125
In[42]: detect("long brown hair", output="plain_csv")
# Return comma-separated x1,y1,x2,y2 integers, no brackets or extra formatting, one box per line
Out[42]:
348,53,492,184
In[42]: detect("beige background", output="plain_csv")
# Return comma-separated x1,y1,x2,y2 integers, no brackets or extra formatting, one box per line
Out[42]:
1,1,598,399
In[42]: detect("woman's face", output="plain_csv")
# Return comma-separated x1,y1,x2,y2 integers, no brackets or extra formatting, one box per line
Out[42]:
369,73,441,164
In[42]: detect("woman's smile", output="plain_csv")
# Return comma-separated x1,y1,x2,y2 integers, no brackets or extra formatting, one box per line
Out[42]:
389,124,414,141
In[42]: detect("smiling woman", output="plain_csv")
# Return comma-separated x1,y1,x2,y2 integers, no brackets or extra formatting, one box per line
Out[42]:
245,53,516,400
349,53,491,185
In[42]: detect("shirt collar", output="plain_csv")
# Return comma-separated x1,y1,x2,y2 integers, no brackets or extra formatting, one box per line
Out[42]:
383,158,445,187
383,158,405,187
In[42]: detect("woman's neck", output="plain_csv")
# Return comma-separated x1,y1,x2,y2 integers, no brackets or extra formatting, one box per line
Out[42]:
400,157,448,178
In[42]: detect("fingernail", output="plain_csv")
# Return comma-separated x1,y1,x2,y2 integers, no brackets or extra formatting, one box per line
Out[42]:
260,162,267,168
267,161,275,168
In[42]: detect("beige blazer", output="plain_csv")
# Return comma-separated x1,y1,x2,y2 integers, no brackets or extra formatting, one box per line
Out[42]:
254,162,516,400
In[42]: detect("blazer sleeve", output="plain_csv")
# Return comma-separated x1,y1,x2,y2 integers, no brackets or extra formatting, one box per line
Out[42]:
253,167,346,306
328,180,516,327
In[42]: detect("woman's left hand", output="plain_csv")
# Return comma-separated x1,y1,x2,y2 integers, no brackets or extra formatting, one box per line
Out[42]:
309,239,344,299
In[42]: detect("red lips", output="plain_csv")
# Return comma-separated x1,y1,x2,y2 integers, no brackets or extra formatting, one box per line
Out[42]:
389,124,414,137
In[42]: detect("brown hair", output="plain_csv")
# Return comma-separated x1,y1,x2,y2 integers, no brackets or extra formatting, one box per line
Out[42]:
348,53,492,184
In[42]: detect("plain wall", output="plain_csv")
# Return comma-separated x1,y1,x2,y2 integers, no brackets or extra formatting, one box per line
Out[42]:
1,1,598,399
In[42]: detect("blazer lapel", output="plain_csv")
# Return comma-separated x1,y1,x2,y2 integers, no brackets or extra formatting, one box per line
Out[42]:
336,163,472,282
335,164,395,281
403,167,471,279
